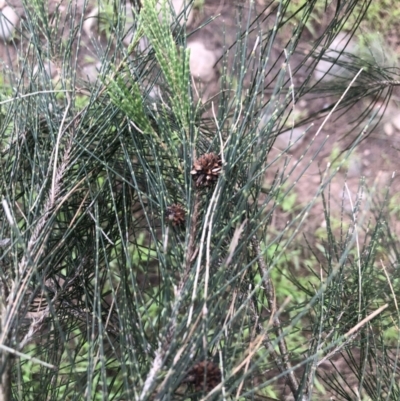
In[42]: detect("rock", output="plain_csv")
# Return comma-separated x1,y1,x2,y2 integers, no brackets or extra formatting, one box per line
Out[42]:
83,7,99,38
82,62,102,82
0,6,19,41
274,127,306,151
347,155,362,177
0,238,10,247
314,32,356,81
33,60,57,79
392,114,400,131
82,65,99,82
384,122,394,136
188,41,218,82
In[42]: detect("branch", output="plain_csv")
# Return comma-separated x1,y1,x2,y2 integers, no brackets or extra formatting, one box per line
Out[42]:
183,192,201,282
252,237,306,401
0,278,12,401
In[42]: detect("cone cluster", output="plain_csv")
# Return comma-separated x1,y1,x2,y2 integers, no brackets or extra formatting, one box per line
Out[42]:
166,204,185,226
185,360,221,392
190,153,222,188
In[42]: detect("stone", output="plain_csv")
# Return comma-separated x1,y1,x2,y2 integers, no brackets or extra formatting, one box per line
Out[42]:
82,62,102,82
314,32,356,81
188,41,218,82
0,238,10,247
0,6,19,41
33,60,57,79
83,7,100,38
391,114,400,131
274,127,306,151
383,122,394,136
347,155,362,177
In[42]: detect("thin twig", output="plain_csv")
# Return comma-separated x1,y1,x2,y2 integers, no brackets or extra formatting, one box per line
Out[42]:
252,237,304,400
317,303,389,367
183,192,200,281
344,303,388,339
0,278,12,401
0,90,74,106
344,182,362,321
315,68,363,138
367,80,400,87
0,114,76,348
0,343,56,369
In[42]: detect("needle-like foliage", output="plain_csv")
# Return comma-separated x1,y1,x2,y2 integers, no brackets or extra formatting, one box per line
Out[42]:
0,0,399,400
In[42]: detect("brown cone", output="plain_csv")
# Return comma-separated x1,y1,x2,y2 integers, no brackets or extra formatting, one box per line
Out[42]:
166,204,185,227
190,153,222,188
185,360,221,392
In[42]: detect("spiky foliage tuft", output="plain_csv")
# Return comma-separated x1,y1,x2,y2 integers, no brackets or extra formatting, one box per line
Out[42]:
0,0,399,400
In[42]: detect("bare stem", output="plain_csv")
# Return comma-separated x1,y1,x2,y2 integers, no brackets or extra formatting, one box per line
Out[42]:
183,192,200,281
252,237,304,400
0,279,12,401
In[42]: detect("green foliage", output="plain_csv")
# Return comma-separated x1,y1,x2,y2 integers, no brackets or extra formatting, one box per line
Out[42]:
140,0,191,129
1,0,400,400
285,0,400,37
356,0,400,34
